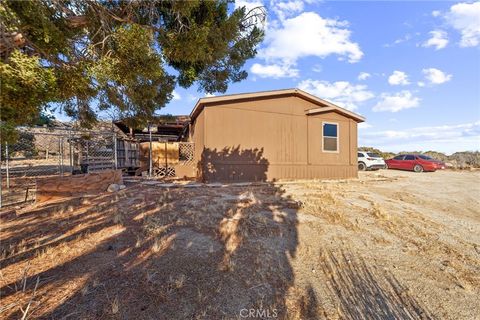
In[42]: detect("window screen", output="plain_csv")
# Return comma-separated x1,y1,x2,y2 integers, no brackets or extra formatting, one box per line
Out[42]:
404,155,415,160
323,123,338,152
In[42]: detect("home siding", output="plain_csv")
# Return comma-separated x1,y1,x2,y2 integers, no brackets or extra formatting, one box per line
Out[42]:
191,110,205,179
194,96,358,182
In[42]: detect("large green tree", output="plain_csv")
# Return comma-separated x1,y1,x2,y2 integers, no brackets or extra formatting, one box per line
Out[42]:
0,0,265,141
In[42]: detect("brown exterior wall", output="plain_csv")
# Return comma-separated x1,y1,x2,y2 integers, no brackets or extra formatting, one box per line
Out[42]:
189,110,205,179
173,164,196,179
192,96,359,182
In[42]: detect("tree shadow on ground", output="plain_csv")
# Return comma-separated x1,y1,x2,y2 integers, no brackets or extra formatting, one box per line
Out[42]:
0,148,307,319
1,146,436,319
199,146,269,182
318,248,434,320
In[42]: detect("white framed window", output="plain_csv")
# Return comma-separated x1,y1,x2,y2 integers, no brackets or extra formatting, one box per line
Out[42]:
322,122,339,153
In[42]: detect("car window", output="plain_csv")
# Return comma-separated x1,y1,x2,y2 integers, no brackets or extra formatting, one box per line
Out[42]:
358,153,364,157
404,155,415,160
367,153,381,158
417,155,433,160
393,155,404,160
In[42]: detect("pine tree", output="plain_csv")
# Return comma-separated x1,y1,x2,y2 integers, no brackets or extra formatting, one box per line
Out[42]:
0,0,265,141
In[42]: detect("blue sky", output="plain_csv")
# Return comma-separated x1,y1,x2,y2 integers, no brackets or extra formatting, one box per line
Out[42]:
162,0,480,154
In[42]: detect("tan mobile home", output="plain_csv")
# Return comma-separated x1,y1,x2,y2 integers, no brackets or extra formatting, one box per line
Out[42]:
188,88,365,182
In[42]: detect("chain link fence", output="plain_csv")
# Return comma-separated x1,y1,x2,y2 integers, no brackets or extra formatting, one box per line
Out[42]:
0,126,196,207
0,127,118,207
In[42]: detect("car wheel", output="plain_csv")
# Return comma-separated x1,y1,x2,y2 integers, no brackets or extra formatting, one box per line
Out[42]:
413,164,423,173
358,162,366,171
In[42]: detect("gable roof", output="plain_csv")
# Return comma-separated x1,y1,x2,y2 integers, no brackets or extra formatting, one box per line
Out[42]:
190,88,365,123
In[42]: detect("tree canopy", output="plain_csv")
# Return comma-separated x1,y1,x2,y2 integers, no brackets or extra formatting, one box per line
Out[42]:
0,0,265,141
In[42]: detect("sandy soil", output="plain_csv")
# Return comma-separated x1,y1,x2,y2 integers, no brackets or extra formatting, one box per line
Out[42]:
0,169,479,319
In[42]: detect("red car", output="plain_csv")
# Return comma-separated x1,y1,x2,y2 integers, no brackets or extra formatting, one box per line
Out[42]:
385,154,446,172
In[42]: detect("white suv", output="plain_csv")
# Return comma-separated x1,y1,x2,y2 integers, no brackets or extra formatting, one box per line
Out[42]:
358,151,386,171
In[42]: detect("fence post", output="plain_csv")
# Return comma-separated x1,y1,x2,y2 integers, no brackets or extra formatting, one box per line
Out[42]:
86,140,89,171
0,142,2,208
114,132,118,170
60,137,64,176
5,143,10,190
149,125,153,178
165,141,168,169
58,137,62,176
69,130,73,173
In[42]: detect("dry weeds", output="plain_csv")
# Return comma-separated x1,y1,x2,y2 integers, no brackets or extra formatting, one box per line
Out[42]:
1,170,479,319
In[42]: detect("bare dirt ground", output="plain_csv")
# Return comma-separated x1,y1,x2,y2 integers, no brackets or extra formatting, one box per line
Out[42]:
1,170,479,319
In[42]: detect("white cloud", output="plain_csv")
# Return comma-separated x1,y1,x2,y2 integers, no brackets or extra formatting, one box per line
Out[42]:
271,0,304,21
422,30,449,50
358,72,371,81
432,10,441,17
312,64,322,73
359,121,480,153
187,94,198,102
234,0,264,12
172,90,181,101
388,71,410,86
298,79,374,111
234,0,267,32
250,11,363,78
358,122,372,129
258,11,363,74
395,34,411,44
384,34,413,47
444,2,480,47
417,81,425,87
372,90,420,112
422,68,452,85
250,62,299,78
204,93,216,97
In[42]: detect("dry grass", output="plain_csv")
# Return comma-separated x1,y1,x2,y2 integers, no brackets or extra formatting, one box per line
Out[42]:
300,188,357,230
0,263,41,320
151,235,174,254
112,207,124,225
1,170,479,319
111,296,119,315
370,201,390,220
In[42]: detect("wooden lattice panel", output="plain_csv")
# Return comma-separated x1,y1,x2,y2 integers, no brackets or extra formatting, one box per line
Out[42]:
179,142,194,165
